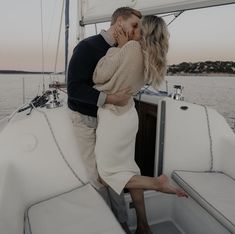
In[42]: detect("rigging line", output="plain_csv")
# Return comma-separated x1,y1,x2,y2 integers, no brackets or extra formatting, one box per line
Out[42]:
167,10,184,26
58,87,67,94
40,0,46,93
43,1,58,84
54,0,65,75
46,0,58,45
161,12,180,18
46,0,58,84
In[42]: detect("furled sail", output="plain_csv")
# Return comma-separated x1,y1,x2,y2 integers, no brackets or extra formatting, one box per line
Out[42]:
80,0,235,25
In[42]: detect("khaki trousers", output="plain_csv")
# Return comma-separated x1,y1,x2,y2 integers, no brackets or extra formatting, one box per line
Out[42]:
68,108,128,223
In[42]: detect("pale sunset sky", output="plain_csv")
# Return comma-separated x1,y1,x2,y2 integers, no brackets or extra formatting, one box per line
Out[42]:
0,1,235,72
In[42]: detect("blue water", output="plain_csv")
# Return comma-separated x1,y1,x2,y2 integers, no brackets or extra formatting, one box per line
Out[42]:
0,74,235,129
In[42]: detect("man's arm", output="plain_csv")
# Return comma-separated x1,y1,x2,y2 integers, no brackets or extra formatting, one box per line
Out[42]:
105,87,132,106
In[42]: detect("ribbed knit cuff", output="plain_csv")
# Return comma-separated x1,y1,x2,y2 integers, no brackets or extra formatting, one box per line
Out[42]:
97,92,107,107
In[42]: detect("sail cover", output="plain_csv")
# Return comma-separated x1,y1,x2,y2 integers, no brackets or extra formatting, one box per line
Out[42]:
80,0,235,25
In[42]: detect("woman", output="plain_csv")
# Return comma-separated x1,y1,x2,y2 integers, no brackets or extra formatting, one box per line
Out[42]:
93,15,187,234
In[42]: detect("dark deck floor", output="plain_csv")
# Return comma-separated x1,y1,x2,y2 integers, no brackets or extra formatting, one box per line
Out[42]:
131,221,182,234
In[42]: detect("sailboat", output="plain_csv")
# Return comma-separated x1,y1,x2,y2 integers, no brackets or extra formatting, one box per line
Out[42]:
1,1,235,233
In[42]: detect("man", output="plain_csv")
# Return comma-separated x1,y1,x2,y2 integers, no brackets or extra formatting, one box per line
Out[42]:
67,7,142,233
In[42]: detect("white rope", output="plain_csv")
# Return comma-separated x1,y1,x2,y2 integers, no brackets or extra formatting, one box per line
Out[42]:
30,103,85,185
0,102,30,125
203,105,214,171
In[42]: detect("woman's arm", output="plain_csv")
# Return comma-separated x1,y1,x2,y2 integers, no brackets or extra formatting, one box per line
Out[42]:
93,43,142,86
93,48,120,85
93,24,130,85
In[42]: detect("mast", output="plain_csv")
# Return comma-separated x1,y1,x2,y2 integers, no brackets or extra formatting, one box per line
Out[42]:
65,0,70,81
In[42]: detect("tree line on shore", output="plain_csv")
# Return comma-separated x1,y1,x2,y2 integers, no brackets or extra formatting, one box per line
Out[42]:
167,61,235,75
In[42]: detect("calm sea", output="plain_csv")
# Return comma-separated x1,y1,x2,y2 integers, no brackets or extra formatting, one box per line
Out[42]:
0,74,235,129
0,74,64,118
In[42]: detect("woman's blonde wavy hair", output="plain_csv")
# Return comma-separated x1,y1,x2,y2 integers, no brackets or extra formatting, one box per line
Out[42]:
139,15,169,88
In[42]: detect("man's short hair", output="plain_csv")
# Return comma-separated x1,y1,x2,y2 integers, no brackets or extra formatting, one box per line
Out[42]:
111,7,142,25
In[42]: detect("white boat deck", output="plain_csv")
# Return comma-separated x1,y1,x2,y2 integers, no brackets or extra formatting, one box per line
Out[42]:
1,95,235,234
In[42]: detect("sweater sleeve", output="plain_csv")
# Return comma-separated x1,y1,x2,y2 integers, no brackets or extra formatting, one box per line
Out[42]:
93,41,142,85
67,40,100,106
93,47,120,85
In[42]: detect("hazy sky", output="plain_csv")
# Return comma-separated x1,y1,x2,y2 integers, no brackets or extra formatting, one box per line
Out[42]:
0,1,235,71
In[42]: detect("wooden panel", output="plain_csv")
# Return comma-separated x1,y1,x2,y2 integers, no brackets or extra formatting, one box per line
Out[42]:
135,100,158,177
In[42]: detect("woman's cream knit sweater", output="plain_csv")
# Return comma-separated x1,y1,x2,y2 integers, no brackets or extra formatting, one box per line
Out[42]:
93,40,146,115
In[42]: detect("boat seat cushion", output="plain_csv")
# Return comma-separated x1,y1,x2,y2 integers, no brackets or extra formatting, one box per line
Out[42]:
172,170,235,233
26,184,125,234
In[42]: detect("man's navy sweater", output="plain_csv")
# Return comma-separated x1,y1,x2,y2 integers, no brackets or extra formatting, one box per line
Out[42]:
67,34,111,117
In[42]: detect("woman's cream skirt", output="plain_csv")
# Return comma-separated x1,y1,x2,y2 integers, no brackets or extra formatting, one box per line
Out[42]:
95,105,140,195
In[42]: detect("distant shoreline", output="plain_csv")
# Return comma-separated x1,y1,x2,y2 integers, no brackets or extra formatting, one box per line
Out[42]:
0,70,64,75
1,71,234,77
1,70,235,77
167,61,235,76
2,61,235,76
167,72,235,77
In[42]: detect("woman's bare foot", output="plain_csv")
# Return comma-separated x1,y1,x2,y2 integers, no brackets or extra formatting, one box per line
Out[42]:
155,175,188,198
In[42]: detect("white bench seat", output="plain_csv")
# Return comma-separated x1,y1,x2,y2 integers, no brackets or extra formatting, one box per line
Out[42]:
25,184,125,234
172,170,235,233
